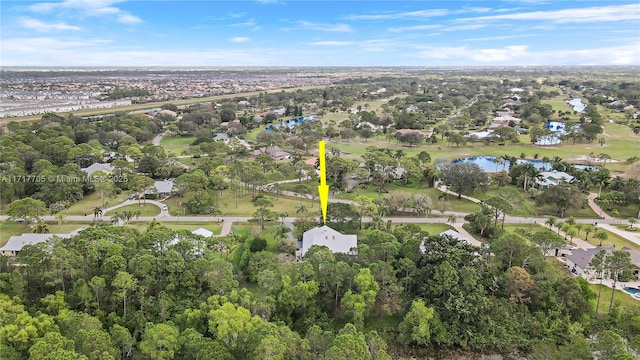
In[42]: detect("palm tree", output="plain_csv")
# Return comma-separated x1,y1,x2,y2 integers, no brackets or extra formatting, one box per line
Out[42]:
541,156,551,171
93,207,103,218
560,223,571,240
55,212,66,226
545,216,557,231
555,221,564,235
575,223,584,237
296,204,308,215
447,214,457,227
595,230,609,246
279,211,289,224
32,222,49,234
566,228,577,246
134,210,141,220
589,250,607,314
628,218,637,230
111,212,122,225
583,224,594,241
566,216,576,226
369,215,385,231
520,163,539,192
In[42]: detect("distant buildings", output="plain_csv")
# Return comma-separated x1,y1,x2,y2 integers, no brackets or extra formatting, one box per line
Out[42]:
250,145,291,161
265,115,316,131
297,226,357,260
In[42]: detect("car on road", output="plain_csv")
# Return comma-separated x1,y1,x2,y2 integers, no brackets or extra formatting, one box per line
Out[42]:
162,205,168,211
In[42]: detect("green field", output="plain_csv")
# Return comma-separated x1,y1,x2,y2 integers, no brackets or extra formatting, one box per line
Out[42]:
65,192,131,215
325,121,636,174
125,221,222,235
589,284,640,312
159,136,196,156
161,191,319,218
582,227,640,252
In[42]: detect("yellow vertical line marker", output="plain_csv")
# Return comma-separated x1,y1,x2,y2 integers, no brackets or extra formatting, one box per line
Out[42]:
317,140,329,224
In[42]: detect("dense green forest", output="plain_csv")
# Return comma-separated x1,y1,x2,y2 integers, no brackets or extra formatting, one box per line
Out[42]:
2,70,640,359
1,222,639,359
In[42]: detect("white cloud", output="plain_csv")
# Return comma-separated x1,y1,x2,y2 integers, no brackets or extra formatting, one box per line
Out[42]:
463,34,534,42
232,20,257,27
228,12,246,18
413,43,640,65
346,9,450,21
388,24,442,33
459,4,640,24
295,21,353,32
229,37,251,43
19,17,82,32
416,44,529,63
309,41,355,46
117,13,142,24
443,24,486,31
27,0,142,24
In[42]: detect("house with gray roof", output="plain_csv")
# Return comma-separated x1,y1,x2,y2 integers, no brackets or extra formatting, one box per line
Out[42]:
566,246,640,279
250,145,291,161
144,179,174,198
297,226,357,260
81,163,114,176
0,228,83,256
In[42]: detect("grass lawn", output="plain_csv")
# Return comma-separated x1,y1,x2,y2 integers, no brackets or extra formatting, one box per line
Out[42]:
66,192,130,215
159,136,196,155
473,186,538,217
125,221,222,235
502,223,546,235
162,192,319,217
399,223,452,235
582,227,640,252
114,204,160,217
589,283,640,312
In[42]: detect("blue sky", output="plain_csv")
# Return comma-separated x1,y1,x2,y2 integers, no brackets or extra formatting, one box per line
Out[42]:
1,0,639,66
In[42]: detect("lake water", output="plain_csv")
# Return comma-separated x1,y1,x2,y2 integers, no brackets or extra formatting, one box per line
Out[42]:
451,156,592,173
567,98,586,113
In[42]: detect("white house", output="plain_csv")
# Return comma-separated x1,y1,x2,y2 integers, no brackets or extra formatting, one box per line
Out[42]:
297,226,357,259
192,228,213,238
535,170,575,189
0,228,83,256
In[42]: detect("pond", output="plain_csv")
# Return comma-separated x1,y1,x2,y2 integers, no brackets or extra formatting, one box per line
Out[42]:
567,98,586,113
450,156,593,173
